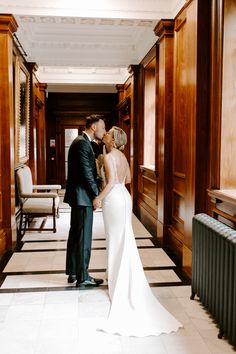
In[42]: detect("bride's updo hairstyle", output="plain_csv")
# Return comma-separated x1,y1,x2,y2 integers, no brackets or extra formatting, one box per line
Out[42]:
111,126,127,151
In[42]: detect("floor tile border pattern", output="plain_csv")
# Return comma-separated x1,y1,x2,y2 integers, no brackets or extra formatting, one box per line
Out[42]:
0,211,191,293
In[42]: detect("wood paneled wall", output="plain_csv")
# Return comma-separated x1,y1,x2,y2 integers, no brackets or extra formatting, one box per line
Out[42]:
0,14,48,253
171,4,194,265
119,0,212,274
116,65,140,199
220,0,236,188
143,57,156,167
27,62,47,184
135,46,158,237
168,0,211,273
207,0,236,226
46,92,118,185
0,15,18,254
116,64,159,237
116,80,132,165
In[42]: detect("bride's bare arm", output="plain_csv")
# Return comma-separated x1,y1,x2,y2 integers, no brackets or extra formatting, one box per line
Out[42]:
93,154,115,208
125,160,131,184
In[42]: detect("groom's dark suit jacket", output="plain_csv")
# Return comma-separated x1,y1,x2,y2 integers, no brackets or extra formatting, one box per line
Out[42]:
64,133,99,207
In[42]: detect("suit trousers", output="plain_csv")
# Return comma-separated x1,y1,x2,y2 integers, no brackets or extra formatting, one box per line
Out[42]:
66,205,93,282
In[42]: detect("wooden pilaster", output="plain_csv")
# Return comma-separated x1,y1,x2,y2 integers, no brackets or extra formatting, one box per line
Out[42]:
0,14,18,251
154,19,175,245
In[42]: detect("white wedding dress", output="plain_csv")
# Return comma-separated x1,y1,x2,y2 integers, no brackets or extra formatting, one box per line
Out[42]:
99,153,183,337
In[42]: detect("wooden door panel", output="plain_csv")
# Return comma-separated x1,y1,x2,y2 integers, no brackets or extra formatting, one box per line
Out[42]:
170,9,188,245
169,1,198,262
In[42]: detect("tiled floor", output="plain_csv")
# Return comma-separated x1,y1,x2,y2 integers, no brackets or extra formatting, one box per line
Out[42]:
0,205,235,354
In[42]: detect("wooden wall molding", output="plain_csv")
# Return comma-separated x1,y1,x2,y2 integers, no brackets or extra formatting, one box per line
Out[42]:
116,84,124,96
141,45,157,68
136,198,157,236
128,64,139,76
154,19,175,40
38,83,47,92
0,14,18,35
26,62,38,74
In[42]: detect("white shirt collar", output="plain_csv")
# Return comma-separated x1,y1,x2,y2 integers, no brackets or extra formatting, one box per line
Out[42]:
83,131,92,142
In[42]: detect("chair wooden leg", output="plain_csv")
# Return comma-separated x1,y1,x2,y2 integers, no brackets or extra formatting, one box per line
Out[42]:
19,211,24,237
53,213,56,233
53,199,56,233
19,213,27,237
27,216,33,226
24,215,28,234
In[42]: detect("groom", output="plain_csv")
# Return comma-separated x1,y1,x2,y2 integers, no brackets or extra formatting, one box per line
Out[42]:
64,114,106,288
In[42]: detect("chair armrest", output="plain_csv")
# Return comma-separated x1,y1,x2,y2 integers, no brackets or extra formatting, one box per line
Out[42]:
21,193,58,198
33,184,62,190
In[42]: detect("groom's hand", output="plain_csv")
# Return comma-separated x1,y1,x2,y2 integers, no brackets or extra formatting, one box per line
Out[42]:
93,197,101,210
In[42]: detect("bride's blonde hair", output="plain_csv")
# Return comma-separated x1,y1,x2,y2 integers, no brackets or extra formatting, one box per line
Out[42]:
110,126,127,151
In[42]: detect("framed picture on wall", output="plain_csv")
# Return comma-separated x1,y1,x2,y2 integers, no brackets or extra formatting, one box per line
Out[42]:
15,57,30,164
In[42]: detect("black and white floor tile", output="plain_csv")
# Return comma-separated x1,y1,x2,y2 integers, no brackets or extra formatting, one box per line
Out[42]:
0,201,234,354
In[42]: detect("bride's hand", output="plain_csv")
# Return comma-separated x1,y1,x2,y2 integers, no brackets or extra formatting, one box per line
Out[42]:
93,197,101,210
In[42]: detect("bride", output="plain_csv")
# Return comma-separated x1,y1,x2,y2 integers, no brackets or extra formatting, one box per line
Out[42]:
93,126,182,337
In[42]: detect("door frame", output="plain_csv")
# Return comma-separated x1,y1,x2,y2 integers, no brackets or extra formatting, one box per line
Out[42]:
56,118,86,187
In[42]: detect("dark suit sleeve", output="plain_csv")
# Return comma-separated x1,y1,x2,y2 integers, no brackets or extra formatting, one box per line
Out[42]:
77,140,99,197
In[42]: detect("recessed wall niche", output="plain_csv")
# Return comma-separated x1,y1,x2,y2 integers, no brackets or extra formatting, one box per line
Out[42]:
143,56,156,169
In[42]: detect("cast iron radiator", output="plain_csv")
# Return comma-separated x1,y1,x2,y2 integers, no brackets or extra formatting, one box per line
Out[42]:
191,213,236,347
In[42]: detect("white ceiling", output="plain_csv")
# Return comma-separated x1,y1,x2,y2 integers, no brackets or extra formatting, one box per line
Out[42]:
1,0,186,92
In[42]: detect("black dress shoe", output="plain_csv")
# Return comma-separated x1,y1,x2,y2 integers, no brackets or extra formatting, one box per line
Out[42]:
76,277,103,289
92,277,104,285
67,275,77,283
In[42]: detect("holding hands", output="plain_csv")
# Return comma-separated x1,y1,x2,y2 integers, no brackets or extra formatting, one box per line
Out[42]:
93,151,106,210
93,196,101,210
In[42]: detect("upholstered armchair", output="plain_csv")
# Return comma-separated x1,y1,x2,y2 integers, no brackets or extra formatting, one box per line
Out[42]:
16,165,61,236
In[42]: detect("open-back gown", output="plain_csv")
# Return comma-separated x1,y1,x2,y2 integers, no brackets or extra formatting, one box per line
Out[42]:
99,153,182,337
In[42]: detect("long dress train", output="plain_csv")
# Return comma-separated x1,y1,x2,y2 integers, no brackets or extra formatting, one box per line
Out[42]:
99,159,183,336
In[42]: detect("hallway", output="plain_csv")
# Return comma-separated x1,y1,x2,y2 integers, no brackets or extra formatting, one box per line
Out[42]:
0,197,234,354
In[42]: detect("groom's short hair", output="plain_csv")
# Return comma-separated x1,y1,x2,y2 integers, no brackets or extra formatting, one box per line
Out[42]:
86,114,104,129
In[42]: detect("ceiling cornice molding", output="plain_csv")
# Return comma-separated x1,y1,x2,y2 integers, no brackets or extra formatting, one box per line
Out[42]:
0,2,173,20
0,0,186,89
36,66,129,85
16,15,157,28
46,84,117,93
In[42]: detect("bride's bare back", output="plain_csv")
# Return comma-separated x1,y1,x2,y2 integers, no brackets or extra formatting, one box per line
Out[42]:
94,149,131,204
106,149,131,184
